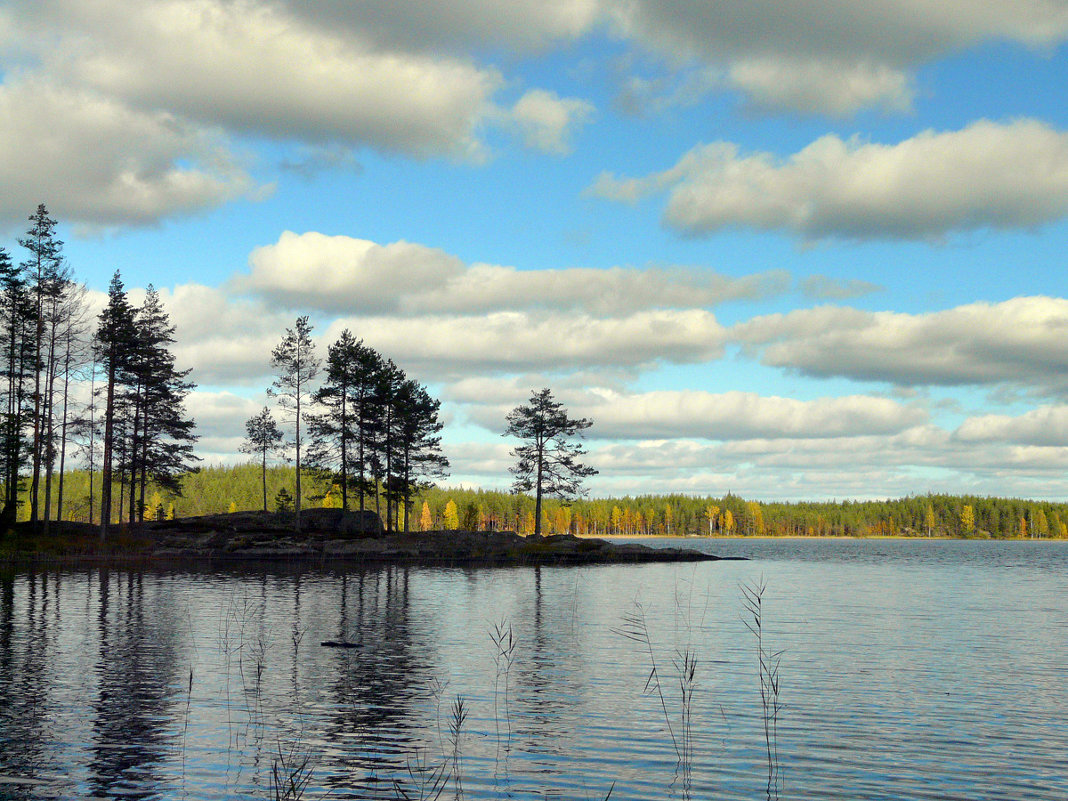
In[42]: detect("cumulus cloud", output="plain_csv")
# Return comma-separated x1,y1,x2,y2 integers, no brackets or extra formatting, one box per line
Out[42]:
508,89,594,154
954,406,1068,446
0,79,255,231
732,297,1068,392
28,0,501,158
609,1,1068,67
323,309,727,378
466,388,926,440
608,0,1068,114
590,120,1068,241
240,231,789,315
727,58,913,116
138,277,729,386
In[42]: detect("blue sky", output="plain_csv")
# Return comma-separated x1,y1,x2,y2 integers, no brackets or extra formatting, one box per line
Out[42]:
2,1,1068,500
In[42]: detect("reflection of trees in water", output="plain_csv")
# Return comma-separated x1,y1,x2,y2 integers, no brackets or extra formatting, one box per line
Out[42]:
315,566,436,796
86,569,182,800
507,566,590,794
0,569,58,779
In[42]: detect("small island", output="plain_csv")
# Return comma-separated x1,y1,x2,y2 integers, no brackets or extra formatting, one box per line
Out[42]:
1,508,722,567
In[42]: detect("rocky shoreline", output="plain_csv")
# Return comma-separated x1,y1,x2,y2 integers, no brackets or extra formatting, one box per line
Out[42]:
3,509,725,567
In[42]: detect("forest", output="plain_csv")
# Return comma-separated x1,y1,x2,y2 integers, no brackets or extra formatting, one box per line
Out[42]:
11,463,1067,540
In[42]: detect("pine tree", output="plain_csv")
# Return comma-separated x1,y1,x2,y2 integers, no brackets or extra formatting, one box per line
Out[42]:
124,286,198,521
19,204,65,528
240,406,284,513
0,246,33,526
305,330,384,512
269,317,319,532
94,272,137,540
503,388,596,537
389,378,448,532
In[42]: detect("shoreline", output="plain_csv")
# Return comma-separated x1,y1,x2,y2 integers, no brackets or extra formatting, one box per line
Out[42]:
1,511,723,568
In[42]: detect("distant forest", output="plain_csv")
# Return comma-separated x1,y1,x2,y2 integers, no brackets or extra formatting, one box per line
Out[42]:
15,463,1068,539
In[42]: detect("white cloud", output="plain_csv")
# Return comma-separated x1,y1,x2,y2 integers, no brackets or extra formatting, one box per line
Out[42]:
508,89,594,155
727,58,912,116
4,0,606,162
590,120,1068,241
14,0,501,159
0,79,255,230
241,232,465,313
466,388,926,440
186,390,263,440
323,309,727,378
732,297,1068,392
955,406,1068,446
576,390,927,440
240,231,789,315
608,0,1068,114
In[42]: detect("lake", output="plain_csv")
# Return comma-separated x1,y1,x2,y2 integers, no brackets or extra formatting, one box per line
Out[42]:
1,537,1067,799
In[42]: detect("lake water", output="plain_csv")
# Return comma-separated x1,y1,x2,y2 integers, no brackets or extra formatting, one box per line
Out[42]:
1,538,1067,800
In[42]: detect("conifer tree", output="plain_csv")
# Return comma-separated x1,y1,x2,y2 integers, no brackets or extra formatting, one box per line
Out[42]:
305,330,382,512
19,204,65,527
240,406,284,513
0,246,33,525
269,317,319,532
503,388,596,537
94,272,137,540
389,378,448,532
123,286,198,521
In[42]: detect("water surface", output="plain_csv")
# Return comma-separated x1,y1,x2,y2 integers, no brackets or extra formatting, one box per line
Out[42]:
1,537,1066,799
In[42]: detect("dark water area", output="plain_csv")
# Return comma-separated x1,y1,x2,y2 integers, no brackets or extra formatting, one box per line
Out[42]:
1,538,1067,799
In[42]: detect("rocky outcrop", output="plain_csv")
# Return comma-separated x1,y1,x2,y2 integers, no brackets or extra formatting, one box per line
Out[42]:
5,511,722,567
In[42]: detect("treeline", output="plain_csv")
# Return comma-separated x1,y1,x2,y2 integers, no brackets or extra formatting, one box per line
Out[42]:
0,205,196,535
410,489,1068,539
21,464,1068,540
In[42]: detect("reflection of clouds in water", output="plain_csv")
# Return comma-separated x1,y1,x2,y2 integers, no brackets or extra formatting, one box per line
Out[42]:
1,549,1068,799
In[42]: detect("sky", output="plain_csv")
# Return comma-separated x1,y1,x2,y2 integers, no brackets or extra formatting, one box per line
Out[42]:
2,1,1068,501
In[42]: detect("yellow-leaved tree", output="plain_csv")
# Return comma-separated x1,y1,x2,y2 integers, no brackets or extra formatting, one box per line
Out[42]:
705,504,720,535
960,504,975,535
925,503,936,536
745,501,765,535
420,501,433,531
228,500,237,514
443,499,459,530
723,509,734,534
